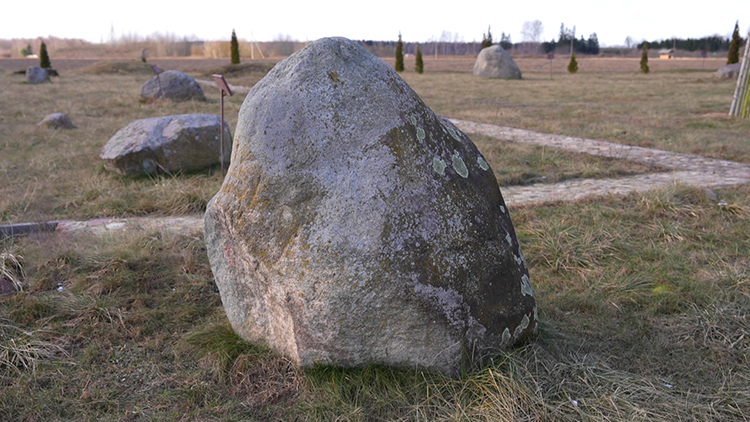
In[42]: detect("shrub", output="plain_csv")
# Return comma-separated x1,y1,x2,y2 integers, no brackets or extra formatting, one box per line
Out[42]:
395,33,404,72
415,45,424,74
640,43,650,73
20,44,32,57
728,21,741,64
230,29,240,65
567,52,578,73
39,42,51,69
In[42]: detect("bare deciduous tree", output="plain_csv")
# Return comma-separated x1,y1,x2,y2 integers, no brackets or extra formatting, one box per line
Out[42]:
521,20,544,43
520,20,544,54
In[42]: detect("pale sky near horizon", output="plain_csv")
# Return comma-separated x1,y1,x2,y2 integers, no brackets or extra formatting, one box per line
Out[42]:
2,1,748,48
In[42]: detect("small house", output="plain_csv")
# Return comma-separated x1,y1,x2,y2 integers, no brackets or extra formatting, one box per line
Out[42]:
659,49,674,59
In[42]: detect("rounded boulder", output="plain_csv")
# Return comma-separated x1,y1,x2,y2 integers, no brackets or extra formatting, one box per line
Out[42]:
473,45,523,79
205,37,536,377
140,70,206,102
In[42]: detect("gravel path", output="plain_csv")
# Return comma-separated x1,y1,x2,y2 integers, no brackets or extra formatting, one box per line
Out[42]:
3,119,748,237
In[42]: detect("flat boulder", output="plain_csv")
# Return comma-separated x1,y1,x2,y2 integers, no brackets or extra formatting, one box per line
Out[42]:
204,37,537,376
38,113,76,129
101,114,231,175
140,70,206,102
473,45,522,79
26,66,49,84
715,63,741,79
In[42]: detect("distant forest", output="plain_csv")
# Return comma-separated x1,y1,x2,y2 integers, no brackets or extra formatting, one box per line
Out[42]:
636,36,734,52
355,34,741,58
1,31,743,60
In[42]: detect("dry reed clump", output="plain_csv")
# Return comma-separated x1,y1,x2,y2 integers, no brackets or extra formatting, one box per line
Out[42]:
0,320,68,375
0,250,25,292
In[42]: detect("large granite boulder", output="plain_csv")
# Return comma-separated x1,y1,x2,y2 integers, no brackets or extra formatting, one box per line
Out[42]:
26,66,49,84
473,45,522,79
716,63,741,79
204,37,536,377
101,114,231,175
140,70,206,102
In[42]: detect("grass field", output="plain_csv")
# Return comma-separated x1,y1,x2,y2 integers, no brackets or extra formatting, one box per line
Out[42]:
1,54,749,420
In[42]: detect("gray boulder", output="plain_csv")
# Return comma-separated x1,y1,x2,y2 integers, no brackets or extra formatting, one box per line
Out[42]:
101,114,231,175
26,66,49,84
38,113,76,129
140,70,206,102
473,45,522,79
716,63,741,79
204,37,536,377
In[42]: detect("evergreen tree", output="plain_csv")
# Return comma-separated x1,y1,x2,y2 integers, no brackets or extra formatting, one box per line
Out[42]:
39,41,51,69
586,33,600,55
230,29,240,65
728,21,741,64
395,33,404,72
500,32,513,50
640,43,650,73
481,26,493,49
415,44,424,74
567,52,578,73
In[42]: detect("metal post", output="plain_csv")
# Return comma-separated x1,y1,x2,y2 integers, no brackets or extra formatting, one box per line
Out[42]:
212,74,234,173
152,65,164,99
220,90,226,173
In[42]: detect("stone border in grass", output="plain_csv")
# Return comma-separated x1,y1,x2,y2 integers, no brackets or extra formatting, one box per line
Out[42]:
450,119,750,207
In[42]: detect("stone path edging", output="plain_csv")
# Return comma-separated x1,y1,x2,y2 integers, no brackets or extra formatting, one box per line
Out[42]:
449,119,750,207
3,120,749,237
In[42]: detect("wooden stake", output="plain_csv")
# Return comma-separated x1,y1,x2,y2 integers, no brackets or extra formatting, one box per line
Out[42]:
730,32,750,117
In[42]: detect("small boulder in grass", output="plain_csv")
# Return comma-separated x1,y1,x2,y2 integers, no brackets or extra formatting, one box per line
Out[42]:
38,113,76,129
101,114,231,176
715,63,741,80
26,66,49,84
473,45,522,79
139,70,206,102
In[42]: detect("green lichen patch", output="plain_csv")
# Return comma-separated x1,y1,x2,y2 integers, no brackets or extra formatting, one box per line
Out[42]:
451,151,468,178
432,157,447,175
520,274,534,297
477,156,489,171
416,127,426,141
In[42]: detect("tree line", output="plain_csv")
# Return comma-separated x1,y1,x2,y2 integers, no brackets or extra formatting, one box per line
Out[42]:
636,36,735,52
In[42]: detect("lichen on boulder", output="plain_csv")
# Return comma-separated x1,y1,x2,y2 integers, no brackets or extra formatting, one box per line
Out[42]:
204,37,536,377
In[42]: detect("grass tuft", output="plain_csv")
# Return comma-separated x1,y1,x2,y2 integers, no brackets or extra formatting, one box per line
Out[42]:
0,319,67,375
0,249,25,292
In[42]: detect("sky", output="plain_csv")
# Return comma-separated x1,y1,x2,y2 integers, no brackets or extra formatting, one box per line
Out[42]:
2,0,748,47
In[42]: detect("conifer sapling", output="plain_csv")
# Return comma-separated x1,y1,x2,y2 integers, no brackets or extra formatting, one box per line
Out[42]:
231,29,240,65
640,43,650,74
395,33,404,72
415,45,424,74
